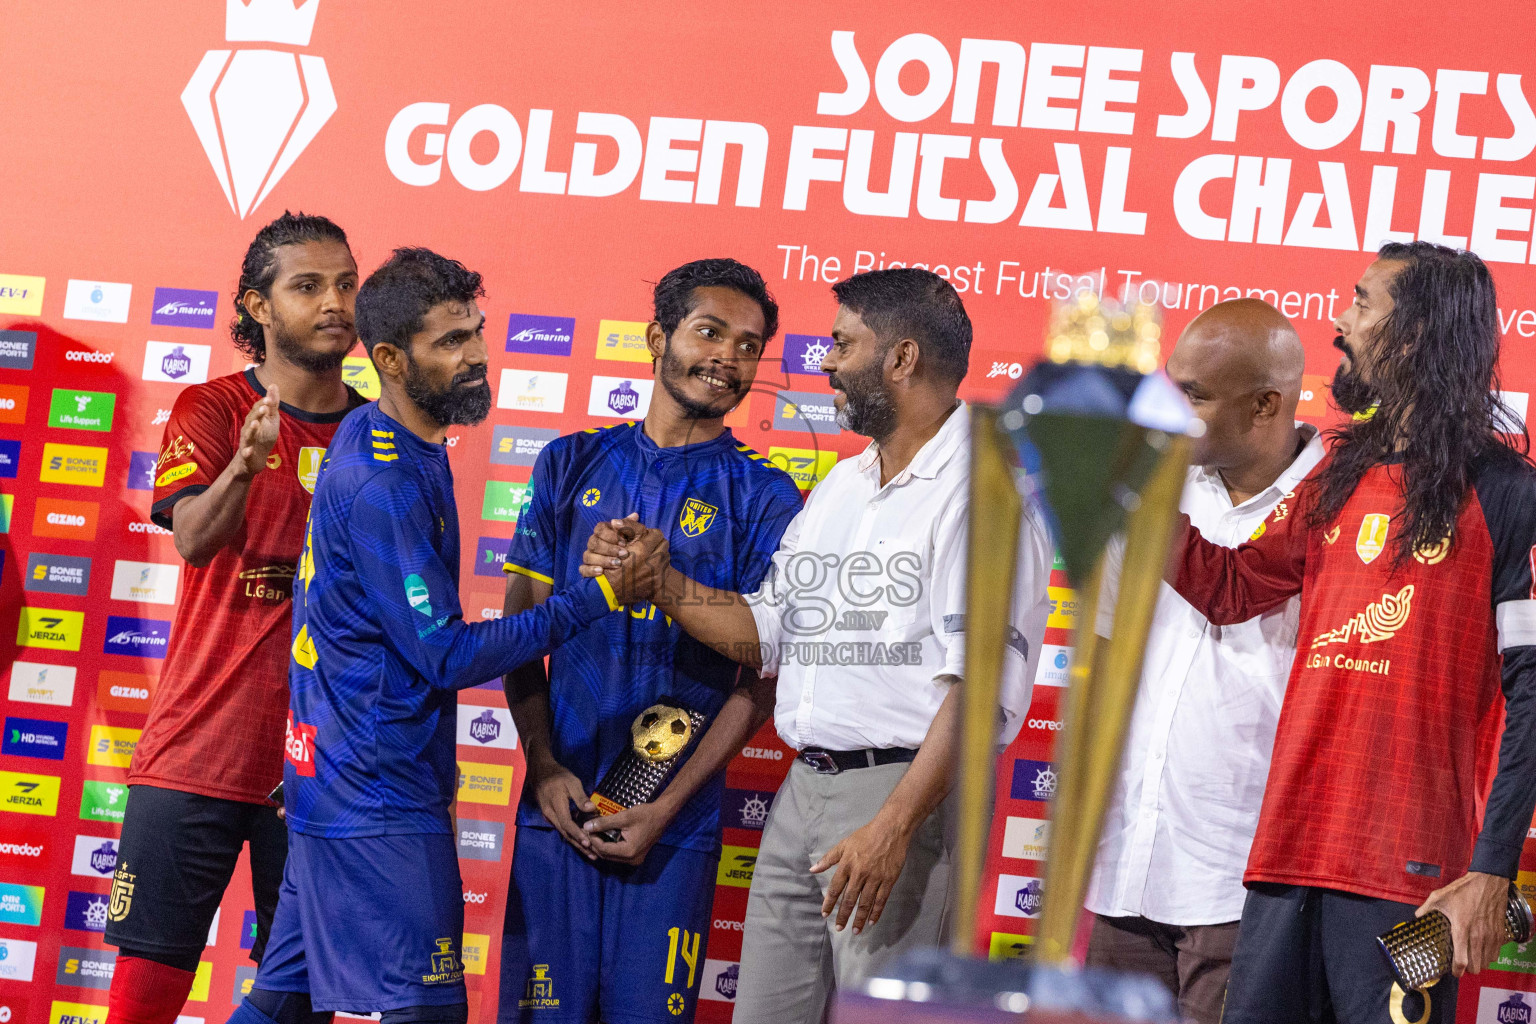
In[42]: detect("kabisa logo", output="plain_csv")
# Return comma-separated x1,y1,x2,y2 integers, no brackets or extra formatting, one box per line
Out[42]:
90,843,116,875
716,962,739,1000
404,573,433,616
992,874,1045,919
468,709,501,744
162,346,190,379
150,287,218,329
102,617,171,659
1502,993,1533,1024
182,0,337,219
1015,879,1044,916
609,381,639,415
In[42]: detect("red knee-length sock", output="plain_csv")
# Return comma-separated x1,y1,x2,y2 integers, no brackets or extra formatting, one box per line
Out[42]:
108,955,197,1024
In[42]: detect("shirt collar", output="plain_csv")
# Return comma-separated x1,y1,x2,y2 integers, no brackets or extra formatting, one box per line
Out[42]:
856,402,969,483
369,403,448,459
1192,422,1323,511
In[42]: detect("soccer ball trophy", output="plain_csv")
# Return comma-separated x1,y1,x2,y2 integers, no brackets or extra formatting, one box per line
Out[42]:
839,288,1198,1021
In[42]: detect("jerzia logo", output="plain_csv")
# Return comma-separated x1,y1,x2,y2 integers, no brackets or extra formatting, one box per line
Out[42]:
182,0,337,219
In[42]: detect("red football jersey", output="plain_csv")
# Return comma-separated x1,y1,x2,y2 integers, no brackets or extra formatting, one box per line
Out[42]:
1171,456,1536,904
130,369,365,803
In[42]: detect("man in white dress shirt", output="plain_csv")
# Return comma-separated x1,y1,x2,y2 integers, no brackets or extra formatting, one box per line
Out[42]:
581,268,1054,1024
1085,299,1322,1024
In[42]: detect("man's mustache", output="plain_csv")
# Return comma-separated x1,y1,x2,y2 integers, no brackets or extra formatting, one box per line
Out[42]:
1333,335,1354,360
452,366,489,387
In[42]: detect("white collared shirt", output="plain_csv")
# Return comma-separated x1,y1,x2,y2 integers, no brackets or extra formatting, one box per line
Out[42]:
748,403,1054,752
1085,425,1325,925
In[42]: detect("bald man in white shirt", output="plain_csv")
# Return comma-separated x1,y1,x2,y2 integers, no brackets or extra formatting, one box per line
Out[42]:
1085,299,1321,1024
581,268,1054,1024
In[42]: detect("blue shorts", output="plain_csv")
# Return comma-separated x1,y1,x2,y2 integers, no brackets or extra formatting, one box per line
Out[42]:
255,831,467,1012
499,826,719,1024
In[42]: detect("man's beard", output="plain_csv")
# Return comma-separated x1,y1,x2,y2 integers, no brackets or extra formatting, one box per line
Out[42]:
403,359,493,427
1330,335,1378,415
829,359,897,441
269,311,347,374
657,343,741,421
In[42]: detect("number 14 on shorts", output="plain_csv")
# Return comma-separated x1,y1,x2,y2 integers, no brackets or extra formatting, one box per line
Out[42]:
664,926,701,989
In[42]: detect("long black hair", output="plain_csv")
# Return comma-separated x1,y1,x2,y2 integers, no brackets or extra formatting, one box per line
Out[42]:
230,211,350,362
1306,241,1529,561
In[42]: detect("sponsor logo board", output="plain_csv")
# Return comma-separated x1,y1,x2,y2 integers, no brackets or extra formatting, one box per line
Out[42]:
150,288,218,329
587,376,652,419
506,314,575,357
8,662,77,707
456,706,516,750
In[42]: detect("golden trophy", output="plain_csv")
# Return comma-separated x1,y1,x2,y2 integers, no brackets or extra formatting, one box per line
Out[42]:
841,288,1198,1021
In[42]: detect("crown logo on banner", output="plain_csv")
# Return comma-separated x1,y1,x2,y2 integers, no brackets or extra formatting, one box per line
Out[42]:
181,0,337,218
224,0,320,46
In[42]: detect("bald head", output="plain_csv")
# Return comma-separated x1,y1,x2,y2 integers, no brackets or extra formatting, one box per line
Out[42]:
1166,299,1306,473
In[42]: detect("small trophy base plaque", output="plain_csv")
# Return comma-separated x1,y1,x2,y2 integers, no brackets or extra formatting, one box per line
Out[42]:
577,700,707,843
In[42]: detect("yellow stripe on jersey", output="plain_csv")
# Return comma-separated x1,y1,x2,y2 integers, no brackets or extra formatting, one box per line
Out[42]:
504,563,554,584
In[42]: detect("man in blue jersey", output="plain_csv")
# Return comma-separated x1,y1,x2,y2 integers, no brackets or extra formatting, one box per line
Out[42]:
498,259,803,1024
226,248,659,1024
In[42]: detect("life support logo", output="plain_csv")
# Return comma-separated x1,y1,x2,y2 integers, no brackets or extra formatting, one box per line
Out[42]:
182,0,337,219
284,715,317,777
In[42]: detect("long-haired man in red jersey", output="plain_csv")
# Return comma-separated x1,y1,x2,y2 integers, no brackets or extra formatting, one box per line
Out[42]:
104,212,369,1023
1168,241,1536,1024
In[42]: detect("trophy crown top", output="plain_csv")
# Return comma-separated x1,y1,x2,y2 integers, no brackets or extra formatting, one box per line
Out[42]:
1045,289,1162,374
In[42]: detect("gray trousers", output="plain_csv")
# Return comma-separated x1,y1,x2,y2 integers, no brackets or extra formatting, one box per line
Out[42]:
732,759,952,1024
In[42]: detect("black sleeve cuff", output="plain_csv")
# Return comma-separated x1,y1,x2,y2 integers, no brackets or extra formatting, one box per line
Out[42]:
1471,834,1524,880
149,484,209,531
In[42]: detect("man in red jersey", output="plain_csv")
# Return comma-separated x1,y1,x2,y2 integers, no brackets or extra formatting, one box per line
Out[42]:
1168,241,1536,1024
104,212,368,1023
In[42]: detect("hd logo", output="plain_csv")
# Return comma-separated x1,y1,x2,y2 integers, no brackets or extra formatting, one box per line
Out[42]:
183,0,336,218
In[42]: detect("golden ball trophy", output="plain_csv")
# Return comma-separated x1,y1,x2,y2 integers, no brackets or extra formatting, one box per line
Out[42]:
837,289,1198,1022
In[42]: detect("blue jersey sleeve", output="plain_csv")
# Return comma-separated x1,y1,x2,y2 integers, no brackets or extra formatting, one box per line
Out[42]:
349,471,618,690
505,442,560,585
738,475,803,592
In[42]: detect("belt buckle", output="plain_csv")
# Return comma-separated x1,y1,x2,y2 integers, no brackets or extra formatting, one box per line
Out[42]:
802,750,840,775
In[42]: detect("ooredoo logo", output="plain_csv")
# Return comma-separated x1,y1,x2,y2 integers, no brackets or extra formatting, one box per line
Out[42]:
182,0,337,219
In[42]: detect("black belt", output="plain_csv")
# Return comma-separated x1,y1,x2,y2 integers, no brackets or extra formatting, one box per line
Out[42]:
798,747,918,775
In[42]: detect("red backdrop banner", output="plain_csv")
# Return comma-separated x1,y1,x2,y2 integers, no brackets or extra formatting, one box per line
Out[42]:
5,2,1536,1021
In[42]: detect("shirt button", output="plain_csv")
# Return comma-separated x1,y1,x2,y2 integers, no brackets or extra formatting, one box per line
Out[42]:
1187,629,1200,639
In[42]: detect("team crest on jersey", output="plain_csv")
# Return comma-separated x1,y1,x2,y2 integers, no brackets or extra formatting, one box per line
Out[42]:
1414,533,1451,566
679,498,717,538
582,488,601,507
1356,513,1390,564
297,446,325,493
108,860,135,922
